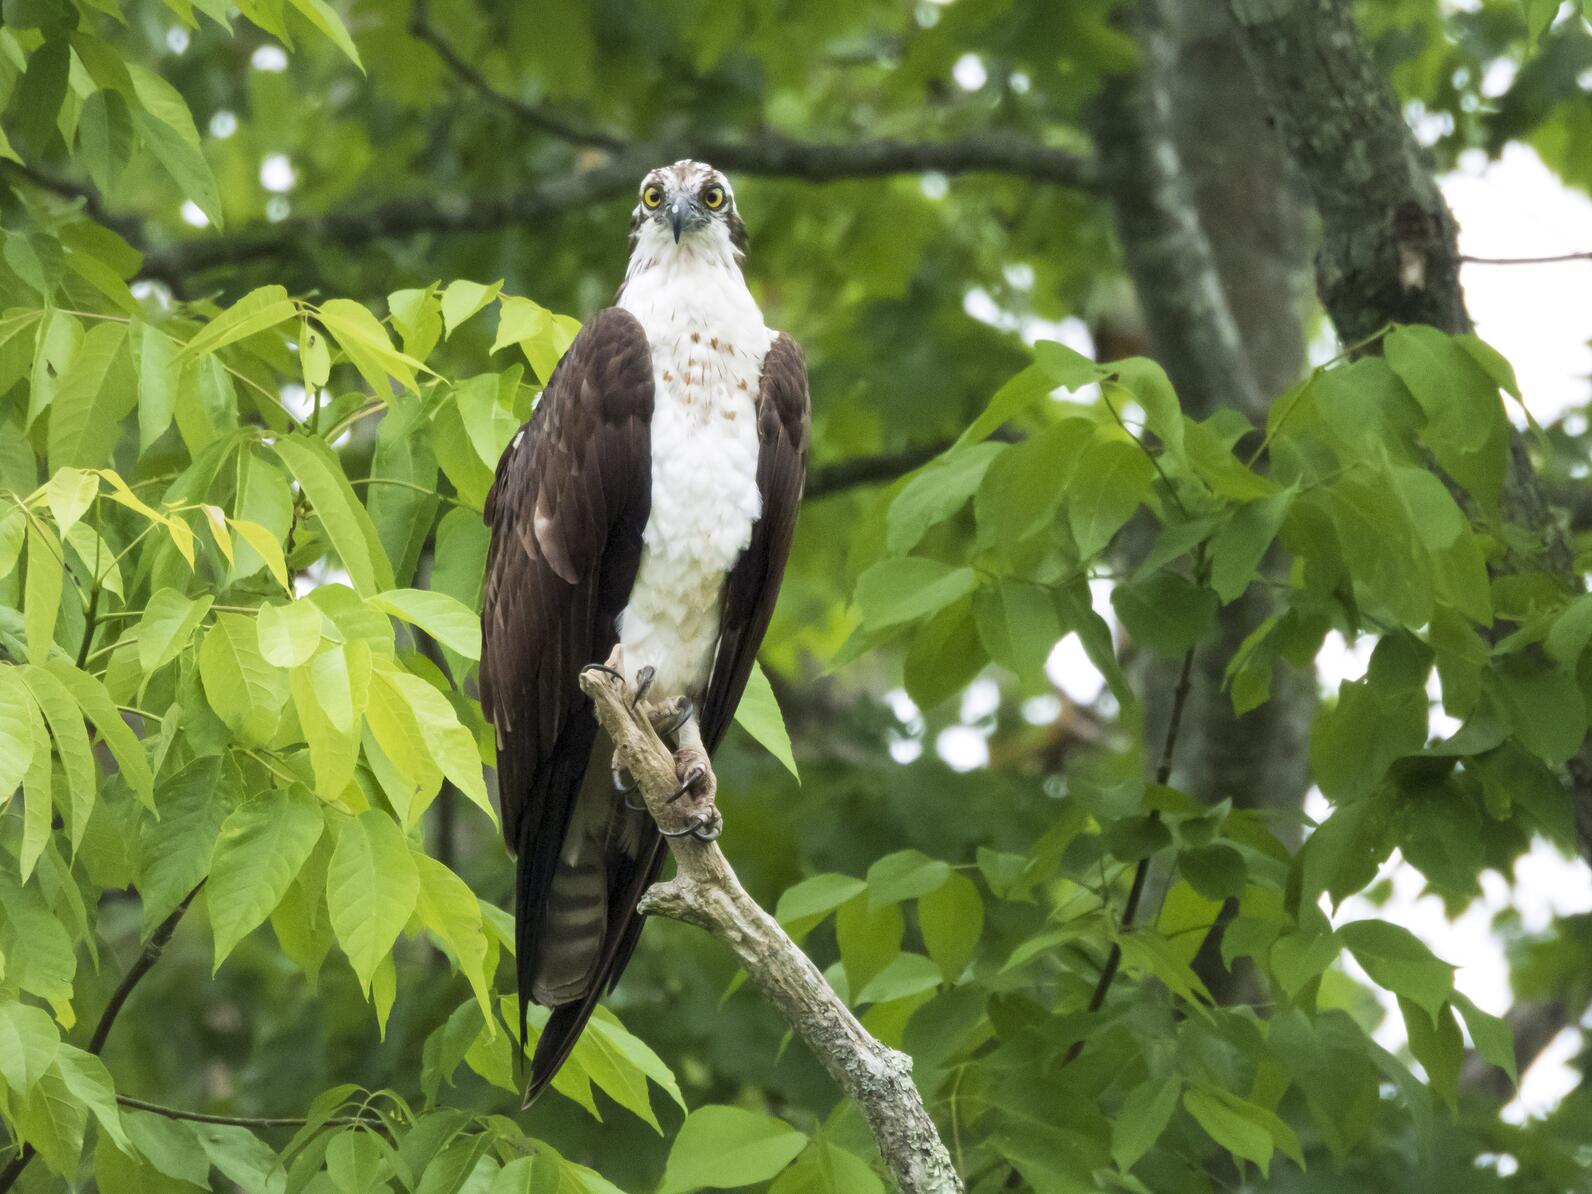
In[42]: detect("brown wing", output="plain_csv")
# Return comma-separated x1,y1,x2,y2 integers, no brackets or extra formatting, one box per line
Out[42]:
700,333,811,750
596,333,811,1001
478,307,653,1090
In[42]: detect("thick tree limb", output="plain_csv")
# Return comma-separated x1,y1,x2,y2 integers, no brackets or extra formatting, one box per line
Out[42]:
577,666,962,1194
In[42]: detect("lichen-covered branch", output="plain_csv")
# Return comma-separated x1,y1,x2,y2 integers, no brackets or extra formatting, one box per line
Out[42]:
577,666,963,1194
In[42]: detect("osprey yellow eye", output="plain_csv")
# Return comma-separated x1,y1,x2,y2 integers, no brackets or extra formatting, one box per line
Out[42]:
642,186,663,209
702,186,725,210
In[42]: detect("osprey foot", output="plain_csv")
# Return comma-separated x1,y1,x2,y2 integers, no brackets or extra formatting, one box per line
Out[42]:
653,696,695,739
581,663,626,685
631,666,656,709
669,745,715,806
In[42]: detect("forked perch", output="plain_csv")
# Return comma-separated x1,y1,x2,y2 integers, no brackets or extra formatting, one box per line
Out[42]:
576,664,963,1194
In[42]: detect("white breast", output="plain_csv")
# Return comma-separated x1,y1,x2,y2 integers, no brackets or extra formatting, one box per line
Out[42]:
615,235,774,698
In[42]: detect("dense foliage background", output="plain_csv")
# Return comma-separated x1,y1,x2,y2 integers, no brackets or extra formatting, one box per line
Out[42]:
1,0,1591,1190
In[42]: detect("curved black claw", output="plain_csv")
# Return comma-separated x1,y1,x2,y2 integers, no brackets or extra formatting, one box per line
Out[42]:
655,697,695,738
581,663,626,684
631,666,656,710
612,765,648,811
659,814,708,839
668,766,706,805
691,818,722,843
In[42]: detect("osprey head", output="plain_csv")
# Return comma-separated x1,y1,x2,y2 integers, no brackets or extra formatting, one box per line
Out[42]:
631,160,745,252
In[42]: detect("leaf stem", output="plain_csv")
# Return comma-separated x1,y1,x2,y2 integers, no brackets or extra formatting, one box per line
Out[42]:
114,1094,374,1130
1063,608,1201,1065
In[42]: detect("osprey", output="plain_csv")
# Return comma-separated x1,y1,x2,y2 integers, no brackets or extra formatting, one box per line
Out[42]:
480,161,810,1101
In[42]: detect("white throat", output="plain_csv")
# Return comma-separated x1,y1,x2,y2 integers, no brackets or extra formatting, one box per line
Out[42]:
613,222,776,699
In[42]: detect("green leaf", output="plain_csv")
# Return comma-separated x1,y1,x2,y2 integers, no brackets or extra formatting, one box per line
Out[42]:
371,661,492,828
127,62,222,228
17,664,96,854
18,680,52,881
1112,1077,1181,1172
47,321,132,473
866,850,950,906
287,0,364,67
292,642,368,799
973,579,1061,681
1182,1089,1273,1176
1522,0,1560,41
0,669,38,811
1385,324,1503,458
1340,918,1454,1024
1111,356,1183,458
854,558,977,633
0,1001,61,1095
317,298,422,397
327,810,421,994
1310,678,1427,802
179,286,296,361
194,1122,287,1194
136,589,214,674
369,588,481,660
141,758,237,934
835,895,902,994
44,467,98,539
1111,574,1218,659
440,279,504,338
886,443,1004,555
54,1044,129,1151
198,612,288,746
1400,996,1462,1108
18,1058,89,1177
367,397,439,587
775,873,866,934
271,433,395,596
1490,662,1587,765
412,851,494,1022
1209,490,1292,604
1451,990,1517,1086
916,872,982,981
954,364,1054,449
731,660,799,779
973,419,1092,552
855,952,941,1004
257,600,324,668
22,520,63,664
1068,433,1154,558
660,1106,808,1194
208,786,325,969
0,870,78,1022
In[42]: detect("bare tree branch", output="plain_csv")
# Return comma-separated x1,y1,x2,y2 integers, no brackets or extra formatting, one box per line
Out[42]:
407,0,626,151
138,138,1094,281
578,666,962,1194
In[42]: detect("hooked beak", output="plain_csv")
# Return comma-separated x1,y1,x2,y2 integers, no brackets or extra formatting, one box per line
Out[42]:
669,196,690,243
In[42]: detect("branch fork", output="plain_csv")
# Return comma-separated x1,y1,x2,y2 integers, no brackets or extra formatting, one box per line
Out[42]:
576,663,963,1194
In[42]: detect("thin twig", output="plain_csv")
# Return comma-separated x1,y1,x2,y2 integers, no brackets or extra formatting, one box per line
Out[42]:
408,0,625,150
1459,251,1592,266
115,1094,374,1130
1063,641,1199,1066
